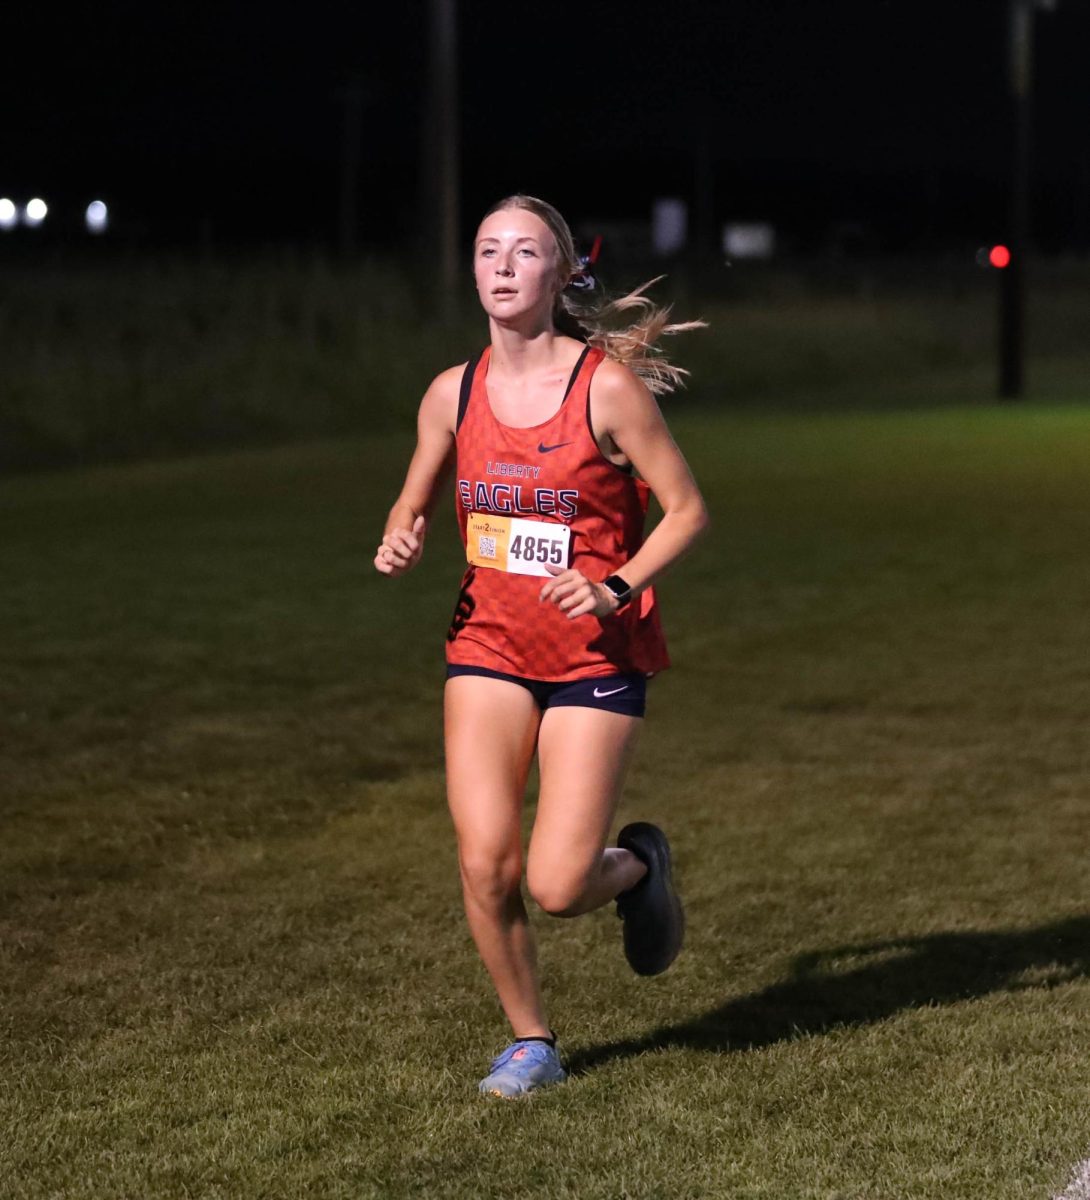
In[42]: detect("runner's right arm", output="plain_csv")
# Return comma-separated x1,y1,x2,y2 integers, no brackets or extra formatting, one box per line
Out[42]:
374,366,461,577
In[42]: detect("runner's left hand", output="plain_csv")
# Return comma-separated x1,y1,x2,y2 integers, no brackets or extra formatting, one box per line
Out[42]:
539,565,620,619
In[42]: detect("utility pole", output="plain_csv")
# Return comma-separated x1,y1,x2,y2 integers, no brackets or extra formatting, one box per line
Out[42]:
693,137,715,292
1000,0,1056,399
338,79,365,260
428,0,460,323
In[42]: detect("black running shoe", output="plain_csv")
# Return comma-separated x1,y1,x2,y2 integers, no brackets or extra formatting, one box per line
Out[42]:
615,822,685,976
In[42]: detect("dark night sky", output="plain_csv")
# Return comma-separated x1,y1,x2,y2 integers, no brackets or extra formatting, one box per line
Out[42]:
5,0,1090,251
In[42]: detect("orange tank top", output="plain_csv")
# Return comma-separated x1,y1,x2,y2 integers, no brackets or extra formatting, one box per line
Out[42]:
445,345,670,681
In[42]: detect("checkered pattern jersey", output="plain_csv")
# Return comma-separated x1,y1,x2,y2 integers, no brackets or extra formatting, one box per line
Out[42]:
445,345,670,681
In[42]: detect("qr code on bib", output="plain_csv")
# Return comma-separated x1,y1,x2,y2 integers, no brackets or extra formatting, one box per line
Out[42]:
479,535,497,559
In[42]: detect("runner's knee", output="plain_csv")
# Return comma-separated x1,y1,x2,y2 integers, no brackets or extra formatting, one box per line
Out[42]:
525,862,594,918
458,848,523,907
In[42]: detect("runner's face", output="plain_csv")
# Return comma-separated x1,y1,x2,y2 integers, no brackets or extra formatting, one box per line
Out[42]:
473,208,564,324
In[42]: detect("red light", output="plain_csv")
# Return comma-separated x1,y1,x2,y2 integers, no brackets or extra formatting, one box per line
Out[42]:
989,245,1011,269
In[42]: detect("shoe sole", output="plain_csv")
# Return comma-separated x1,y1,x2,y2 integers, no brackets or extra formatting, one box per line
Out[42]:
479,1073,567,1099
618,821,685,975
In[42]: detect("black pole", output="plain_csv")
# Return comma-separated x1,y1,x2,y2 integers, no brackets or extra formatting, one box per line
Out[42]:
428,0,460,324
338,80,365,260
692,137,714,291
1000,0,1034,399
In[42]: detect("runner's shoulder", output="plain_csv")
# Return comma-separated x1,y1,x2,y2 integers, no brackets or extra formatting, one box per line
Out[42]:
419,363,468,431
428,362,468,400
591,356,657,426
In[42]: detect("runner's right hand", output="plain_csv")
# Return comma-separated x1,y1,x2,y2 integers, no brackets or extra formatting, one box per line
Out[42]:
375,515,426,576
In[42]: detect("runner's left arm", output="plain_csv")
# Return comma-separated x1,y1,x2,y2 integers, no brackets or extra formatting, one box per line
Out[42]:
540,360,708,617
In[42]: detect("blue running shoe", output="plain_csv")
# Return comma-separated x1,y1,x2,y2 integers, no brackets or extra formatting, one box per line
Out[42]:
478,1039,567,1098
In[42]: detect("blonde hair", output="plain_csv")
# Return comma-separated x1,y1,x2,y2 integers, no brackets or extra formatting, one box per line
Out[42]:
481,194,706,395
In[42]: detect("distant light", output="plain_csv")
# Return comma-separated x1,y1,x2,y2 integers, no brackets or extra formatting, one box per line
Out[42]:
723,222,776,261
85,200,109,234
652,198,688,257
989,244,1011,269
24,197,48,226
0,199,16,230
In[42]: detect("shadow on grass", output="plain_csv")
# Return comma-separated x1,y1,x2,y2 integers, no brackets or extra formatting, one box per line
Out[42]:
568,915,1090,1075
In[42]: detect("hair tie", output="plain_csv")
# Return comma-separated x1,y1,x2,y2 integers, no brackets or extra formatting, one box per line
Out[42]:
566,234,603,293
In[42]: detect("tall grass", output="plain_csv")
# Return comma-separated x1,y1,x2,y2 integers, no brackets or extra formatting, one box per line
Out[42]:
2,252,1088,470
0,255,475,469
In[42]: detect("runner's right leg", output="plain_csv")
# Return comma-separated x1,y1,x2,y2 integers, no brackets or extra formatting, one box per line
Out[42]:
444,674,548,1038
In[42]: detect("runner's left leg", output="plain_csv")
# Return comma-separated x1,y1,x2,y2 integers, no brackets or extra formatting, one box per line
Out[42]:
525,706,648,918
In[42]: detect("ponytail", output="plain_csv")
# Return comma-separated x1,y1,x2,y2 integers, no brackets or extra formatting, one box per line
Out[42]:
482,194,706,396
557,275,706,396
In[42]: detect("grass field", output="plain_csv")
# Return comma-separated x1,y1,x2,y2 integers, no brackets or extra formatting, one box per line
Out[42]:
2,400,1089,1198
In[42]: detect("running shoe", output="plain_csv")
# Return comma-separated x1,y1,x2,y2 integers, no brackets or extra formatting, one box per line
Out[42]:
615,821,685,976
478,1039,567,1098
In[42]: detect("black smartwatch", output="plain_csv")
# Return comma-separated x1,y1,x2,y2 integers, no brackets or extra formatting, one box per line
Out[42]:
601,574,633,611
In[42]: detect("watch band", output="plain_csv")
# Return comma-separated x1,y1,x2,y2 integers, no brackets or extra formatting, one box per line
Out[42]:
601,574,633,611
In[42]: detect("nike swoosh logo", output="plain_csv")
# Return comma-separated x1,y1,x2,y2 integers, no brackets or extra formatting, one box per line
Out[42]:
593,685,629,698
538,441,573,454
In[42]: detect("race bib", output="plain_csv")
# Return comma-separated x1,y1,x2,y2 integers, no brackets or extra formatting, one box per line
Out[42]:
466,513,571,577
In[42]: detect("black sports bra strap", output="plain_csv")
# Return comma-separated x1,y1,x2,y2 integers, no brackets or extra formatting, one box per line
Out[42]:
456,350,484,433
585,353,634,475
562,345,592,405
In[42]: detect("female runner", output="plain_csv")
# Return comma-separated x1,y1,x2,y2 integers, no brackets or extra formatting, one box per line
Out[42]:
375,194,708,1097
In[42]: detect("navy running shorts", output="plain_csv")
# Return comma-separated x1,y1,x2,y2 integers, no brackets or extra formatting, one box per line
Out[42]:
446,665,647,717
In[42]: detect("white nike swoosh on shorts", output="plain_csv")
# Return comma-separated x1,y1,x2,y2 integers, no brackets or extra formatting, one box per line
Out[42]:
593,685,629,698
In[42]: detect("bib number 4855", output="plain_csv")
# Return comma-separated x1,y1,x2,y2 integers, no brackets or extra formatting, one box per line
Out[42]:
466,513,571,576
509,532,564,567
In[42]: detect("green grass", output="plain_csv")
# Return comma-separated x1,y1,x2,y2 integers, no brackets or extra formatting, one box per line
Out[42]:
2,402,1090,1198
